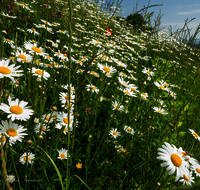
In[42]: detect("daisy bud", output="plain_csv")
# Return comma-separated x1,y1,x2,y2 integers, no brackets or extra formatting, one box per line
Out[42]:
52,106,57,111
38,135,43,139
56,39,60,43
34,118,39,124
1,30,7,35
27,140,32,144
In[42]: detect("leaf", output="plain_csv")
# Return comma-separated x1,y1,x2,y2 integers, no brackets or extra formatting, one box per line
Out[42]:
179,132,186,138
178,122,183,127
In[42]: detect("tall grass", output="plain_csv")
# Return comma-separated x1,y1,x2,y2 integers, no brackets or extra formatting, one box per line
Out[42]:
0,0,200,189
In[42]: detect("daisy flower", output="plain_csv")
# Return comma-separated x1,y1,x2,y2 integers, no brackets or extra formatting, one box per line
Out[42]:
41,113,54,123
179,171,194,187
0,97,34,121
153,107,168,114
59,92,75,105
34,123,50,135
169,91,176,99
97,63,116,74
24,42,45,56
85,84,99,93
5,175,15,183
0,120,27,144
55,123,72,135
13,50,32,63
0,59,23,81
19,152,35,164
124,126,135,135
112,100,124,112
56,112,74,128
141,93,148,100
118,77,129,88
157,142,189,182
191,163,200,177
57,148,70,160
189,129,200,141
154,80,170,92
128,84,140,93
109,128,121,139
142,67,154,76
29,67,50,80
122,88,137,97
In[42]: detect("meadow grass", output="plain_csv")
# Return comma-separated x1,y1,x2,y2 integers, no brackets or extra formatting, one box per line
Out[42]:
0,0,200,189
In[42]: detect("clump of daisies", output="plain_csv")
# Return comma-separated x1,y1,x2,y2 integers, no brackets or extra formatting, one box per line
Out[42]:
157,142,200,186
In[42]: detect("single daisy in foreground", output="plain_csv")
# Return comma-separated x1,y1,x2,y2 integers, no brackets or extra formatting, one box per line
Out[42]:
0,120,27,144
112,100,124,112
85,84,99,93
19,152,35,164
57,148,70,160
0,96,34,121
0,59,23,81
191,163,200,177
157,142,189,182
109,128,121,139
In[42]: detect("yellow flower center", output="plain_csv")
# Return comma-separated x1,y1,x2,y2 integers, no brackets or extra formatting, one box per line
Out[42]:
159,86,165,90
46,116,50,121
10,57,15,59
146,71,151,74
115,106,119,109
63,118,71,124
113,131,117,135
171,154,182,167
52,115,57,118
39,127,45,131
142,93,146,96
6,129,18,137
24,156,30,162
157,110,162,114
10,106,23,114
103,67,111,72
183,174,190,181
125,91,130,94
31,28,36,31
65,95,72,100
127,128,131,132
35,70,43,75
67,103,72,107
122,73,126,76
193,132,199,137
90,87,96,91
18,54,26,59
60,153,66,159
6,39,10,42
0,67,11,74
196,168,200,173
31,47,42,53
91,71,95,74
131,88,135,91
47,64,52,68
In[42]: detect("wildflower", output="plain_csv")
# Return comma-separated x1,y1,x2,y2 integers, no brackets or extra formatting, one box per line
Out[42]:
0,120,27,144
122,88,137,97
109,128,121,138
85,84,99,93
29,67,50,80
0,97,34,121
141,93,148,100
142,67,154,76
153,107,168,114
191,163,200,177
57,148,70,160
34,123,50,135
157,142,189,182
189,129,200,141
179,171,194,187
98,63,116,74
124,126,135,135
112,100,124,112
24,42,45,56
0,59,23,81
19,152,35,164
154,80,170,92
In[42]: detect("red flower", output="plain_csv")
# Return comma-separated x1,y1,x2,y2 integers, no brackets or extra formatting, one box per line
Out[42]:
106,28,112,35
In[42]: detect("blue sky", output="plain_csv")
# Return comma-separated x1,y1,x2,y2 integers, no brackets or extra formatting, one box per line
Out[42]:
106,0,200,39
